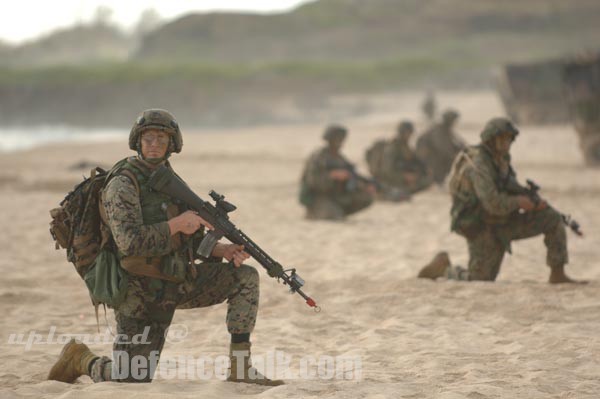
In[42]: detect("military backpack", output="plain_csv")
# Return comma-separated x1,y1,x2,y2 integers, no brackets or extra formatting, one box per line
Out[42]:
49,160,138,311
365,139,387,178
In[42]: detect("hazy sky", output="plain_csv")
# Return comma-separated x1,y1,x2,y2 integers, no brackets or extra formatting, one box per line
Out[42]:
0,0,312,44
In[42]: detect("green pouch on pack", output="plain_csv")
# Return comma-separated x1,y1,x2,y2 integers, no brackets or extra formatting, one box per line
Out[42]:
299,184,314,206
84,248,129,308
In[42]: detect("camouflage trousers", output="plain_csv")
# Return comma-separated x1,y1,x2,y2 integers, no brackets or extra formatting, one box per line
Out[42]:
449,207,568,281
90,262,259,382
306,191,373,220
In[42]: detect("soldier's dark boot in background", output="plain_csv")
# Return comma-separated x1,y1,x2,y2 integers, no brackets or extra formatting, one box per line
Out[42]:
549,264,586,284
48,339,99,383
418,251,451,279
227,342,284,386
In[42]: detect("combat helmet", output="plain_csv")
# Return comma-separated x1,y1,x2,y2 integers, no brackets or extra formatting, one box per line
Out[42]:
397,120,414,136
129,109,183,153
441,109,459,124
480,117,519,142
323,124,348,141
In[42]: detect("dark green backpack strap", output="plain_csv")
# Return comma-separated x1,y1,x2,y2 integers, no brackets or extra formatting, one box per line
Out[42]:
119,169,141,196
102,158,140,193
99,159,140,247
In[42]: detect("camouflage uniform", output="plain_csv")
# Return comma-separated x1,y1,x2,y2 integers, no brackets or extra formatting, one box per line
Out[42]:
379,131,431,194
301,148,373,220
416,110,465,184
300,141,373,220
89,156,259,383
422,91,436,123
446,118,568,281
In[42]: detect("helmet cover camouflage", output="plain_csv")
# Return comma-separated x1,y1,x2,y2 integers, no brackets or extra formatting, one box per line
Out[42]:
129,109,183,153
323,124,348,141
480,117,519,142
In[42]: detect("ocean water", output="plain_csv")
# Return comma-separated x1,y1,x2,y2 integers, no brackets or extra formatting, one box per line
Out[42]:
0,126,122,153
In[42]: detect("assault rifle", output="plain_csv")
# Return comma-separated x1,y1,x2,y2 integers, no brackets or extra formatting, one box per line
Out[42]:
148,165,320,311
516,179,583,237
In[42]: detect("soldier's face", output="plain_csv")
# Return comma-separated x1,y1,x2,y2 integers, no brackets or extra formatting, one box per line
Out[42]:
140,129,170,159
329,137,345,152
400,130,413,142
494,132,514,154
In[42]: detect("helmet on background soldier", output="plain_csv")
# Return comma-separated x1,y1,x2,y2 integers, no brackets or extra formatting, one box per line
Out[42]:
480,117,519,143
322,124,348,142
441,109,459,126
129,109,183,154
396,120,414,139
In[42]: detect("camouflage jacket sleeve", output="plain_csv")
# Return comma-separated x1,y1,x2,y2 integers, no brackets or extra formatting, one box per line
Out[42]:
380,143,397,176
383,142,421,173
415,133,433,162
102,175,172,257
469,154,520,217
303,149,336,193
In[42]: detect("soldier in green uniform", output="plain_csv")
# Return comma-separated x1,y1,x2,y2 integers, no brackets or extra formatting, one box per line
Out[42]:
378,120,432,195
299,124,375,220
421,90,437,124
418,117,580,283
48,109,283,385
416,109,466,185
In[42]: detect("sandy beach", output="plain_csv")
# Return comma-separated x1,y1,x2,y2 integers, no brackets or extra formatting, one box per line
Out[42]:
1,91,599,398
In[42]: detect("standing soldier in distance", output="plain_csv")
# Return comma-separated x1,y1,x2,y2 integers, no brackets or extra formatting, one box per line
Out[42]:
422,90,437,124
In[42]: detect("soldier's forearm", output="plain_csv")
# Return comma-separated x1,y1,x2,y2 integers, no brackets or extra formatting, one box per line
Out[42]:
210,243,228,258
473,178,520,216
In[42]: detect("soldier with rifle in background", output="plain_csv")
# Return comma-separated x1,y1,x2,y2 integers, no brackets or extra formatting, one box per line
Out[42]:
366,120,432,198
418,117,584,283
300,124,376,220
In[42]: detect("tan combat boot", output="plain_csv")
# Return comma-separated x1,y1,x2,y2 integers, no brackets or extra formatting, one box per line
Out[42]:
227,342,284,386
418,251,451,279
549,265,586,284
48,339,99,383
